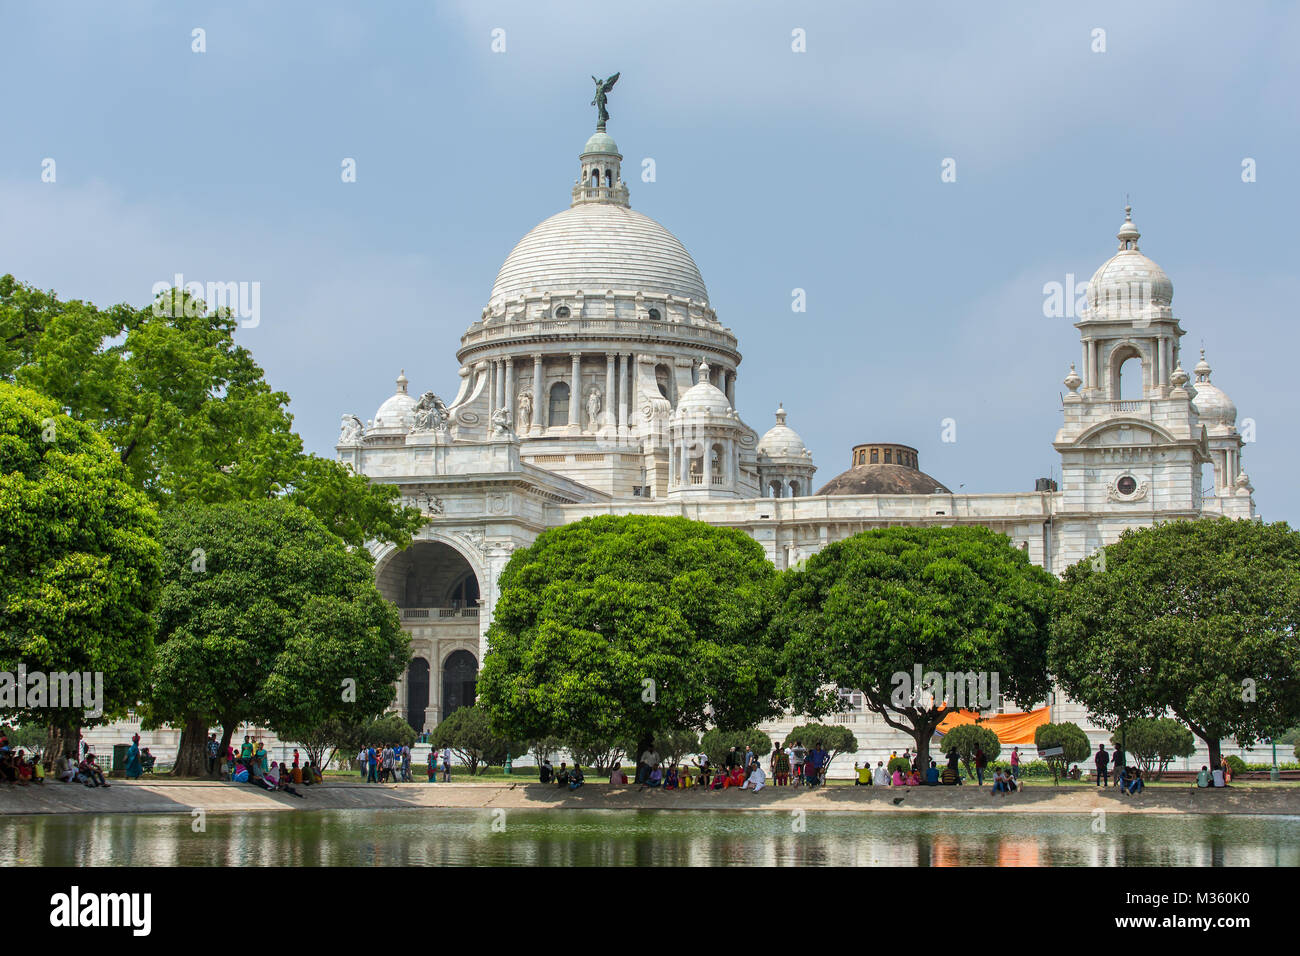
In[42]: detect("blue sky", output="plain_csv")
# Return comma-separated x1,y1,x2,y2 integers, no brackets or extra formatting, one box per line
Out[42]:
3,1,1296,522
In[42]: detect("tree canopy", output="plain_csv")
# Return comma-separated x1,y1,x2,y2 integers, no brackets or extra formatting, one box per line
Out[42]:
782,723,859,766
148,499,409,774
775,526,1056,767
938,723,1001,778
477,515,782,755
0,275,423,549
0,383,161,742
1051,518,1300,768
431,705,524,775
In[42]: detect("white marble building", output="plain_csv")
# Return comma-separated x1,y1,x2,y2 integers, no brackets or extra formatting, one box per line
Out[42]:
336,120,1257,761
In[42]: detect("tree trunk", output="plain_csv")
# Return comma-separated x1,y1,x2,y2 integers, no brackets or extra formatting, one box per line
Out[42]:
43,721,81,771
171,716,209,777
1205,737,1222,773
219,722,237,778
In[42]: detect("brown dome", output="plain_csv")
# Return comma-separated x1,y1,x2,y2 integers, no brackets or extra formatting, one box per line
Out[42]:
815,463,950,496
815,442,949,496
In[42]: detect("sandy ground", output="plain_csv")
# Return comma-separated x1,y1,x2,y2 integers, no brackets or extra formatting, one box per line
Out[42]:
4,778,1299,817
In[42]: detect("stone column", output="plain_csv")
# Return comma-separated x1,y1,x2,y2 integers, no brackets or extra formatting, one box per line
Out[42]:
1087,341,1097,394
568,353,582,433
703,436,713,489
504,358,515,426
604,352,616,434
619,353,630,436
487,361,497,415
724,369,735,407
531,353,544,434
680,437,690,487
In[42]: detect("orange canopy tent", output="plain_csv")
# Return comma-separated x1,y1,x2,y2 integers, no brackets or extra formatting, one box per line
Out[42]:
934,706,1051,745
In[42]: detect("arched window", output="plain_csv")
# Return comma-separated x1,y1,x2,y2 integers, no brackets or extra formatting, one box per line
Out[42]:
789,480,800,497
605,169,612,187
446,572,479,608
442,650,478,720
407,658,430,734
769,480,783,498
647,308,661,321
548,382,570,426
1111,346,1144,400
884,449,892,464
870,449,879,463
554,305,570,319
590,170,599,187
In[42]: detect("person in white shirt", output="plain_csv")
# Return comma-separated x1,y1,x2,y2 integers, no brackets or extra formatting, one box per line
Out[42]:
873,760,890,787
1211,767,1226,787
638,748,661,786
741,763,766,792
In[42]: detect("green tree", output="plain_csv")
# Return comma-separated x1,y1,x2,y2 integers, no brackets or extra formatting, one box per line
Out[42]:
148,500,409,776
0,276,423,549
776,526,1055,769
782,723,859,768
561,731,629,774
478,515,781,760
700,728,771,768
1033,721,1091,784
1051,518,1300,769
528,736,563,765
939,724,1001,780
1113,717,1195,779
431,706,523,775
0,383,162,759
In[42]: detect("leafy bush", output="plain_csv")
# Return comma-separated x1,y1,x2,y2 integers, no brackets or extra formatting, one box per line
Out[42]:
431,706,525,775
1225,754,1247,777
700,728,770,768
1112,718,1195,778
940,724,1001,778
782,723,858,765
887,756,911,774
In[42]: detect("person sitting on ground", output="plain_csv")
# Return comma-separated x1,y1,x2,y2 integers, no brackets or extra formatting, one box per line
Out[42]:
891,766,905,787
692,752,711,789
905,768,921,787
940,763,959,786
80,754,110,787
141,748,155,773
540,758,555,784
991,768,1007,794
926,760,939,786
28,751,44,785
55,752,77,784
873,760,890,787
1066,765,1082,781
1195,765,1211,788
1123,767,1144,795
270,761,305,798
741,762,767,792
568,765,585,791
1212,765,1227,788
855,762,872,786
728,764,745,789
256,761,278,791
679,765,693,789
647,764,664,788
555,762,571,788
664,765,679,791
710,768,728,790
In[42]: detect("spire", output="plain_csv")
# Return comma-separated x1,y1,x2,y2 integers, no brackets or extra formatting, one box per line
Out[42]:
699,360,711,385
573,129,629,207
1117,204,1140,251
396,369,409,395
775,404,787,426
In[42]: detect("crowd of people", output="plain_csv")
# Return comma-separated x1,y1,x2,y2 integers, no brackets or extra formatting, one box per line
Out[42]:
1,729,113,788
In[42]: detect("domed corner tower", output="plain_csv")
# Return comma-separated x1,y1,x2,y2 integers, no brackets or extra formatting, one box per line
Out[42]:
756,405,817,498
1053,206,1254,547
444,102,751,501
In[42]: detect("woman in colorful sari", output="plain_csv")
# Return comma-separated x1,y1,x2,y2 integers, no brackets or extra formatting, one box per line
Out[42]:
124,735,143,779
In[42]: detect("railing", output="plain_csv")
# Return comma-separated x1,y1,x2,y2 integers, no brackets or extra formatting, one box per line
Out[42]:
402,607,480,621
1107,400,1150,414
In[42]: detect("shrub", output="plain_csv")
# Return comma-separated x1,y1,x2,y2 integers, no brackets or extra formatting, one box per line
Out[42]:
1226,754,1248,777
1113,718,1195,778
940,724,1001,778
700,728,770,768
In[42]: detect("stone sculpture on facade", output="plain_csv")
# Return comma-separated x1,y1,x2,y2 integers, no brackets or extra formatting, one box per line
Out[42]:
517,390,533,431
490,406,513,437
411,392,449,432
586,386,602,432
338,414,364,444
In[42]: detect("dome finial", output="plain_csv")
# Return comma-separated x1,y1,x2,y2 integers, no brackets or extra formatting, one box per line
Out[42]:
775,404,787,425
396,369,409,395
698,360,711,384
1117,201,1140,250
1194,348,1213,383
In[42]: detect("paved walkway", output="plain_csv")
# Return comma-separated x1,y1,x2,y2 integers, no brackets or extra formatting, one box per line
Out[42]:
4,779,1298,816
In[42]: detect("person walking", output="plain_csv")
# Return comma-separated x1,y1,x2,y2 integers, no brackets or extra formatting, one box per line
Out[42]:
1111,745,1126,788
1010,746,1021,783
973,744,988,786
206,734,219,775
1094,743,1110,787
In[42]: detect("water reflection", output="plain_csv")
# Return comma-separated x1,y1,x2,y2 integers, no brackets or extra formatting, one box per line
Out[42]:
3,811,1298,867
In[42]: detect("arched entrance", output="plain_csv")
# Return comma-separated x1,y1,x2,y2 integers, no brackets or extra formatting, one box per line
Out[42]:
407,657,430,734
443,650,478,719
375,540,480,611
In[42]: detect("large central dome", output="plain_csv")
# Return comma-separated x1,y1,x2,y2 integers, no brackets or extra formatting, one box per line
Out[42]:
489,203,709,307
486,128,709,311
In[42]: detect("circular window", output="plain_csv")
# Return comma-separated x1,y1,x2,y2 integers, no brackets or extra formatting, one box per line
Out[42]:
554,306,570,318
1116,475,1137,496
647,308,661,321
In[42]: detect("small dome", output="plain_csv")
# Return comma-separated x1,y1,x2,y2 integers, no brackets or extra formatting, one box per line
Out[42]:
675,362,731,417
1086,207,1173,320
758,405,809,459
582,131,619,155
1191,350,1236,428
374,369,417,429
